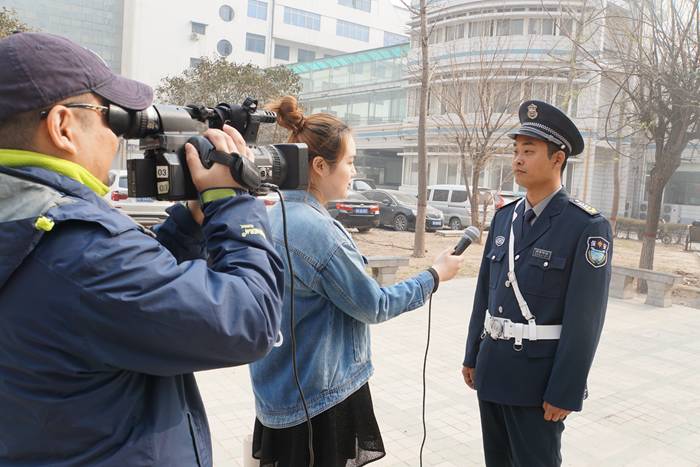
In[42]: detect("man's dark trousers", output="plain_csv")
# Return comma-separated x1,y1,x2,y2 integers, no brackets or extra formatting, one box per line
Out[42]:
479,399,565,467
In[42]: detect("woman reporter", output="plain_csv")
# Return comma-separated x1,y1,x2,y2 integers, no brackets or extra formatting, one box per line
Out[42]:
249,96,464,467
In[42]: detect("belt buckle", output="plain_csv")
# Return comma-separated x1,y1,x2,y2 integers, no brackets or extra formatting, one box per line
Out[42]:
488,318,505,340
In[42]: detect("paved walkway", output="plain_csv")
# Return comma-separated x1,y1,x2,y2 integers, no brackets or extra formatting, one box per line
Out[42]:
196,278,700,466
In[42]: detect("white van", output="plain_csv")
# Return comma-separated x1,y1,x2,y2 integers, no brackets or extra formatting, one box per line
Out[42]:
427,184,495,230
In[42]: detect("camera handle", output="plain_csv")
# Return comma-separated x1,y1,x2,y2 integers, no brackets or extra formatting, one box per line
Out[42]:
187,136,261,192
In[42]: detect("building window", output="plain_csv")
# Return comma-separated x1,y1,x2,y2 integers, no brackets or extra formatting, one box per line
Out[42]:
190,57,203,68
274,44,290,60
384,31,408,46
444,24,465,42
217,39,233,56
284,7,321,30
191,21,207,35
468,20,493,37
338,0,371,13
428,27,443,44
248,0,267,20
556,18,574,36
665,172,700,206
496,18,523,36
246,33,266,54
528,18,554,35
297,48,316,62
219,5,234,22
337,19,369,42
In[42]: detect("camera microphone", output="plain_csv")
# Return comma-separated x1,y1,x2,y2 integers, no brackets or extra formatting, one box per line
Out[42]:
452,226,480,255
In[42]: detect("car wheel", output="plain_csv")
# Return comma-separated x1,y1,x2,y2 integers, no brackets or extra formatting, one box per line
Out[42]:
393,214,408,231
449,217,462,230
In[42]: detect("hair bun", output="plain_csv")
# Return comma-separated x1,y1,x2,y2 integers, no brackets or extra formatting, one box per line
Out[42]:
267,95,305,133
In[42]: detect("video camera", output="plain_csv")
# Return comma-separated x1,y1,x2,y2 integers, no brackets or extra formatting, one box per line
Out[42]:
118,97,308,200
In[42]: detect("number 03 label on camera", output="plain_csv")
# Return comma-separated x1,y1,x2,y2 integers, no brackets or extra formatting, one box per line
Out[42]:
156,166,169,179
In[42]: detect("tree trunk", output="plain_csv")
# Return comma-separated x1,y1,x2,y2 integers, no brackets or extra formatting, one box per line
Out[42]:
413,0,429,258
610,154,621,235
638,170,664,289
470,162,483,243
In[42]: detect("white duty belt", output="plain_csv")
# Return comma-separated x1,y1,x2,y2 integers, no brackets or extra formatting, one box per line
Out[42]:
483,199,562,350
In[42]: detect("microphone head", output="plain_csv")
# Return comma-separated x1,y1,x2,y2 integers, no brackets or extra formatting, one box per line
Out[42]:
464,226,480,242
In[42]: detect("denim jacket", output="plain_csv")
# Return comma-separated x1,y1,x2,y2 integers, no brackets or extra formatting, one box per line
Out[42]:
249,190,435,428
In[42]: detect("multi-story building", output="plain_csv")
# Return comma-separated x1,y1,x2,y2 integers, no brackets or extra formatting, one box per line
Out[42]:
3,0,125,72
121,0,410,88
297,0,648,218
401,0,628,214
4,0,409,90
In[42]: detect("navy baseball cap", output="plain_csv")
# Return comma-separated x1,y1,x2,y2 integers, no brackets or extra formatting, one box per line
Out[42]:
0,32,152,122
508,100,584,156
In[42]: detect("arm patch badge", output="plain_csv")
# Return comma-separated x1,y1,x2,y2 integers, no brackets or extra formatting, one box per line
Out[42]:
586,236,609,268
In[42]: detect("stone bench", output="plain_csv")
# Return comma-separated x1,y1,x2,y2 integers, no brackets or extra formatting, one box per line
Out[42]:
610,265,681,307
366,255,410,286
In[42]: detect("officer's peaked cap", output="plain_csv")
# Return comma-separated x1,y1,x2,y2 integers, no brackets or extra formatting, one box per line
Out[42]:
508,100,584,156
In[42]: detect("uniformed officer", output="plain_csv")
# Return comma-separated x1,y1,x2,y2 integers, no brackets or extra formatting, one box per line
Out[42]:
462,100,612,466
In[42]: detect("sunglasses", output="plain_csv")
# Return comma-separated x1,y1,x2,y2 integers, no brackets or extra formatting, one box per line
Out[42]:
39,102,143,138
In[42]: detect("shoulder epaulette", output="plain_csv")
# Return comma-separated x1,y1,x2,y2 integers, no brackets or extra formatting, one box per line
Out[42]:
497,197,521,210
569,198,599,216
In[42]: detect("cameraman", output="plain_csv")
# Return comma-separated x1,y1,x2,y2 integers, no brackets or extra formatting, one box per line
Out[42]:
0,33,283,466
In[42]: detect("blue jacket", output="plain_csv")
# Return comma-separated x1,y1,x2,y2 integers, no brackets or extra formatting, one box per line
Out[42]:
0,161,283,466
464,189,612,411
249,190,435,428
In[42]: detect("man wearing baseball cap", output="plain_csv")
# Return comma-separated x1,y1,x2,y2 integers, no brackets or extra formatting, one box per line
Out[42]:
462,100,612,466
0,33,283,466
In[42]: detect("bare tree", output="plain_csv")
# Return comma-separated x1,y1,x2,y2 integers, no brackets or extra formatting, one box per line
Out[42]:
576,0,700,272
431,36,533,239
556,0,631,233
403,0,438,258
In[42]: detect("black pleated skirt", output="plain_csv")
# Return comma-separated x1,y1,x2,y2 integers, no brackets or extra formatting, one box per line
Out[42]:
252,383,385,467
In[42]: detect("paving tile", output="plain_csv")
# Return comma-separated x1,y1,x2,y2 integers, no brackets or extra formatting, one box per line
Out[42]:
195,277,700,466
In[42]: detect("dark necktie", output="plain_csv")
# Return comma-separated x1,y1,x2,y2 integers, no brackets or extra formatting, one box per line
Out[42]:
522,208,536,239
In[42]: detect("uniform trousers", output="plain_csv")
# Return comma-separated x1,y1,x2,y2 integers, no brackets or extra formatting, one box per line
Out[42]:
478,399,564,467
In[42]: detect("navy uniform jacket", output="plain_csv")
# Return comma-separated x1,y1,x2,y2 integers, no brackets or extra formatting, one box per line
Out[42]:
464,189,612,411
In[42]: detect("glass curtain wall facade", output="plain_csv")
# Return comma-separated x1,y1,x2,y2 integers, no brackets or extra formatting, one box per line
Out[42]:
3,0,124,72
289,44,409,188
290,44,408,127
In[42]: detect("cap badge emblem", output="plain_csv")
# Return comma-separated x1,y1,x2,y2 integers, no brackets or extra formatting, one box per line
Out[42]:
527,104,538,119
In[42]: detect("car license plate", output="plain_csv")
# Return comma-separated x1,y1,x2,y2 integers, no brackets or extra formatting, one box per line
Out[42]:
355,208,368,214
431,220,441,226
136,197,153,202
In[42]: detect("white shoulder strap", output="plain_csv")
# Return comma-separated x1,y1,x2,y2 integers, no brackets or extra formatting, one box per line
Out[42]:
508,199,538,340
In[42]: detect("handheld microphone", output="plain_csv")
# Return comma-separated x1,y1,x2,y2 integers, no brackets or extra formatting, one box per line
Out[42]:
452,226,480,255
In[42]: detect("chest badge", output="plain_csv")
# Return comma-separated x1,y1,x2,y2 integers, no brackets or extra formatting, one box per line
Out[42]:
532,248,552,260
586,237,609,268
495,236,505,247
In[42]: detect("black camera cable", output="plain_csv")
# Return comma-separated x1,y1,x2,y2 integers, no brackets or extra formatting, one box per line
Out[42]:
419,229,475,466
419,293,434,467
264,184,315,467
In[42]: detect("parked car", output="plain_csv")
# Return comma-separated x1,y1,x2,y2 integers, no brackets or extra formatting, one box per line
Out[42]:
426,184,495,230
350,178,376,191
362,189,444,232
326,190,380,232
106,169,172,224
494,190,522,209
